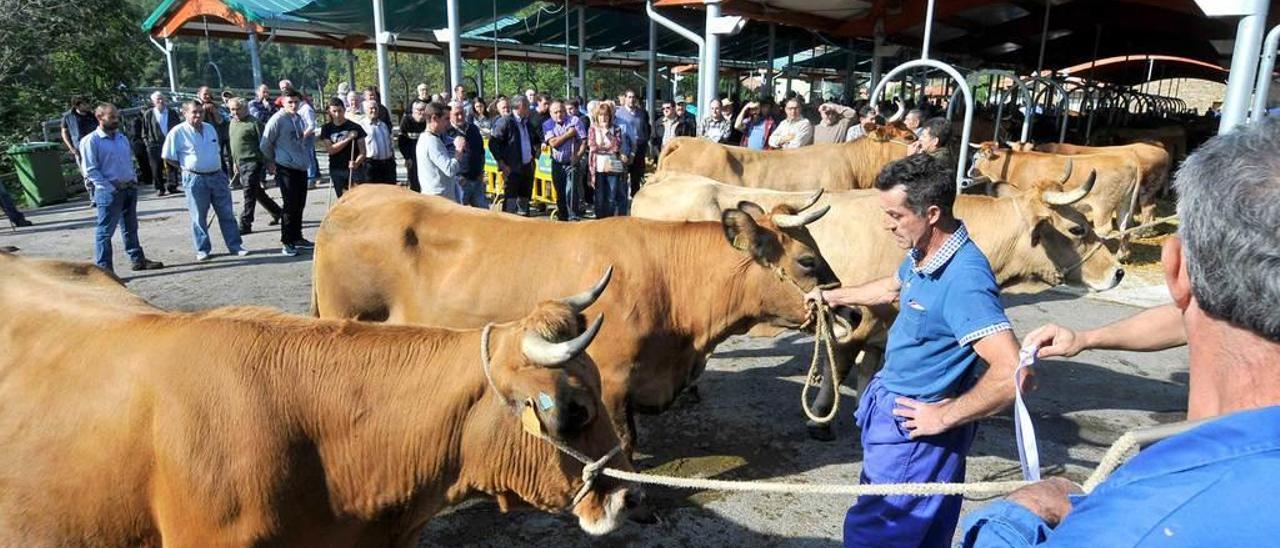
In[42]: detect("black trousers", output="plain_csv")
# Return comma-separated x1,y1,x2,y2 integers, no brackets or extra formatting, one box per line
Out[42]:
147,145,178,191
502,165,534,213
133,145,153,189
236,161,282,227
627,141,648,196
402,146,421,192
365,158,397,184
276,166,308,245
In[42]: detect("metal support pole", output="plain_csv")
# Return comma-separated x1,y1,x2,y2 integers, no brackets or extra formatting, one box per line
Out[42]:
446,0,462,94
1251,24,1280,122
870,18,884,94
371,0,392,110
785,41,794,95
578,7,587,99
565,1,572,98
873,60,973,190
647,17,657,112
1035,0,1050,73
702,0,722,120
1085,25,1102,142
765,23,776,95
347,51,357,91
1219,0,1269,132
646,0,705,105
248,32,264,88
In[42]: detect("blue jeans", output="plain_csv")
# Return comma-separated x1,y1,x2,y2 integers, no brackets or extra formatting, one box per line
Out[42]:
843,376,977,548
593,172,628,218
0,183,25,223
93,185,144,272
552,162,581,220
305,135,319,182
459,177,489,208
182,171,243,255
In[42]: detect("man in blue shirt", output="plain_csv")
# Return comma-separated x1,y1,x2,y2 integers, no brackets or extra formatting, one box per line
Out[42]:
958,119,1280,548
163,100,247,262
79,103,164,274
809,154,1021,547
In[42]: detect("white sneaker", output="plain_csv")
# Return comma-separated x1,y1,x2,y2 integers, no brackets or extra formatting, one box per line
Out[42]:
195,251,211,261
233,248,250,257
281,244,298,257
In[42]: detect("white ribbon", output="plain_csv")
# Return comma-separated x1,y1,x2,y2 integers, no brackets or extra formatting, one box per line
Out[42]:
1013,345,1041,481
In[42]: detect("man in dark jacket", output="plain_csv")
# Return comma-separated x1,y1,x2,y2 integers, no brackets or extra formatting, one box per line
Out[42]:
487,96,543,215
447,101,487,208
141,91,181,195
398,100,428,192
651,99,696,156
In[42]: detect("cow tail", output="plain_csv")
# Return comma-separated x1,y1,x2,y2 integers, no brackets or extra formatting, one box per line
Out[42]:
309,282,320,317
1122,154,1145,233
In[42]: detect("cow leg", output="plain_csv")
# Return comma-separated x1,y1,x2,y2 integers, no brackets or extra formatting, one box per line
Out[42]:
804,342,862,442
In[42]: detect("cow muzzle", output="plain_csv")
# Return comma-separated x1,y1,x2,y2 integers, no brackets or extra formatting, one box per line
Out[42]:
574,485,639,535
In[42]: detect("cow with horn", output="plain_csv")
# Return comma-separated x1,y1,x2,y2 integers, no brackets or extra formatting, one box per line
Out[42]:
0,251,642,545
312,185,849,453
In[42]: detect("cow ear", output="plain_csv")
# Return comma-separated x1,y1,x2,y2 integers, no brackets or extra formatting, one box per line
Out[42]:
724,209,783,265
736,200,767,220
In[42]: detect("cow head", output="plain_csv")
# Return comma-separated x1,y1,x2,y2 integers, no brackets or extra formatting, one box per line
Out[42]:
721,195,844,332
987,165,1125,292
464,269,640,535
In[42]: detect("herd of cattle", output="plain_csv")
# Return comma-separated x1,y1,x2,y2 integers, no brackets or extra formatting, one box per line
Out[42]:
0,118,1176,544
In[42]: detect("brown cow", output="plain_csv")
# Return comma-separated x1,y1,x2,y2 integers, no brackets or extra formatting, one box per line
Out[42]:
656,129,912,191
1030,141,1170,226
0,252,638,546
312,185,843,452
632,172,1124,439
970,142,1142,237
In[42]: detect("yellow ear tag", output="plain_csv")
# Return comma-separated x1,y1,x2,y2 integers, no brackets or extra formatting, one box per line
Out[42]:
520,400,545,437
732,234,751,251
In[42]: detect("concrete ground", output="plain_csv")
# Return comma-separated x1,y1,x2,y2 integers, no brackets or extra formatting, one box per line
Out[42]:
0,177,1189,547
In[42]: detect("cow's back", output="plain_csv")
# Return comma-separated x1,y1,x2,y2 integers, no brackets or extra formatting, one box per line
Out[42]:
657,136,908,191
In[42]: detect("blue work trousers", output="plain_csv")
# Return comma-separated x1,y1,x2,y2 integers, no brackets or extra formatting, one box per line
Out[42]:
93,185,144,273
844,376,977,548
182,171,243,255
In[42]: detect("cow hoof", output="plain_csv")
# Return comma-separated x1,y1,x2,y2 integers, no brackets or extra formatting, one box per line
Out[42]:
685,385,701,404
806,423,837,442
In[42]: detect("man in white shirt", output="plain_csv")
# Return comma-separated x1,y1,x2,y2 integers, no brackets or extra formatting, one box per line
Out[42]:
356,98,397,184
416,102,467,202
296,96,319,188
162,100,247,261
768,98,814,149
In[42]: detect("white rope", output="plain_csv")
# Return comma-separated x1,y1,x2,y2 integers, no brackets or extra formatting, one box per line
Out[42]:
590,423,1151,498
480,323,509,405
800,298,841,424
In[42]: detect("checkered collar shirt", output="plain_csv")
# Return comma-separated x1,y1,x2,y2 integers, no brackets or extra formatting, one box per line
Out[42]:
909,221,970,276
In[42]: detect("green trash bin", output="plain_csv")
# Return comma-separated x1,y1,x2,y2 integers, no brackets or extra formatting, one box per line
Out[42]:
7,142,68,206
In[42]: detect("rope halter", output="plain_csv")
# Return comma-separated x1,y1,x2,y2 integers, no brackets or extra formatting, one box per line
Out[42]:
479,322,625,511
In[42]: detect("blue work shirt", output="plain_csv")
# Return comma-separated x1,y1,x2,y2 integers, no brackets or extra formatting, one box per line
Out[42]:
162,121,223,174
746,118,769,150
880,223,1011,400
79,128,137,192
959,405,1280,547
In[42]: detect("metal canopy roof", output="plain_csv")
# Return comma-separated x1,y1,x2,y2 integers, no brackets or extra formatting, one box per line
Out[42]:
643,0,1280,81
143,0,1280,86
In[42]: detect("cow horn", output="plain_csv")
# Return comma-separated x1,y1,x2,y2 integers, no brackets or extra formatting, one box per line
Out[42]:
795,189,824,212
522,314,605,367
559,266,613,312
967,142,983,149
773,204,831,228
886,100,906,123
1042,169,1097,206
1057,159,1074,185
